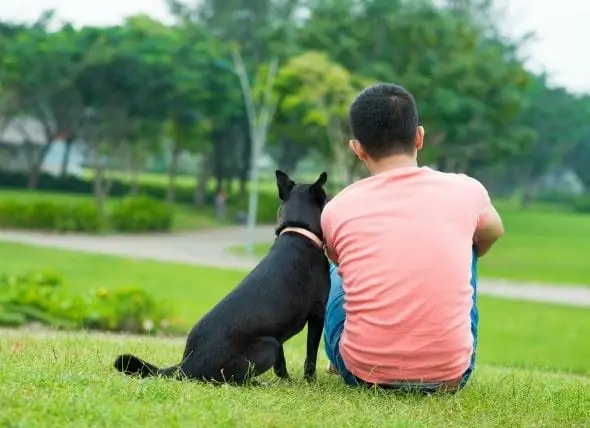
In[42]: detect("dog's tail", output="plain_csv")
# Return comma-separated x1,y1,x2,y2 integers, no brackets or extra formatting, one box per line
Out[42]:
114,354,180,378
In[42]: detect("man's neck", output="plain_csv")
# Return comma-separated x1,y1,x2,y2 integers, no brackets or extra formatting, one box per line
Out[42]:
366,154,418,176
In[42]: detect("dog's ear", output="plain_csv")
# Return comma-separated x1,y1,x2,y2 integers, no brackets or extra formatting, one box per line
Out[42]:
309,172,328,206
275,170,295,201
313,172,328,188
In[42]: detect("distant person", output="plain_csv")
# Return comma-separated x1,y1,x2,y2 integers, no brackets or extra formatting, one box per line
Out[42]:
321,83,505,393
215,189,227,222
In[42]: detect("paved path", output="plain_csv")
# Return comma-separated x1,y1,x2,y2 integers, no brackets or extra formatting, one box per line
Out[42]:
1,227,589,307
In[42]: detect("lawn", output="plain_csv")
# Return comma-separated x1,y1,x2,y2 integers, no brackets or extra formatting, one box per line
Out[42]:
1,329,588,427
0,242,588,426
229,199,590,286
0,189,225,232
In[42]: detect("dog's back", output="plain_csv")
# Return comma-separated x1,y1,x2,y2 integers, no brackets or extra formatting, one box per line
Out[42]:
186,230,330,354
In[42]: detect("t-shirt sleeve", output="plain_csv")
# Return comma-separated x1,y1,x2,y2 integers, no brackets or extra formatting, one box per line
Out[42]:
321,204,339,265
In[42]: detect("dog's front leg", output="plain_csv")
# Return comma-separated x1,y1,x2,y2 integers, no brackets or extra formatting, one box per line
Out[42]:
304,303,325,382
273,343,290,380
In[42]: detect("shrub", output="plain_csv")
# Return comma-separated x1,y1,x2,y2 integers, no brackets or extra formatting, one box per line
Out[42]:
0,170,206,205
572,196,590,213
0,199,103,232
234,190,279,224
109,196,174,232
0,271,181,335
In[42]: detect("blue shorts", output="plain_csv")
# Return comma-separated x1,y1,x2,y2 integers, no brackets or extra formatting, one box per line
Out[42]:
323,247,479,394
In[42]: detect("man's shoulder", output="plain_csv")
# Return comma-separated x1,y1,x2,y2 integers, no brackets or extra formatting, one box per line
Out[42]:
426,168,487,192
323,179,368,214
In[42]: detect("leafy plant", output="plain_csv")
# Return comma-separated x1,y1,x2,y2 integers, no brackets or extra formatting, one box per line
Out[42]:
0,271,182,335
109,196,174,232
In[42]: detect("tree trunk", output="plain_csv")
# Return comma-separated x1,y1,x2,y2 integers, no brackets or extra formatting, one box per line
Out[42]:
129,148,140,197
166,142,181,204
59,138,74,178
193,155,212,207
26,141,53,189
130,165,140,197
93,161,108,224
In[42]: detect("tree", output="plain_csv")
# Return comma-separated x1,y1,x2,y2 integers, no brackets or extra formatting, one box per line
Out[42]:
275,51,368,187
231,45,279,253
0,14,104,187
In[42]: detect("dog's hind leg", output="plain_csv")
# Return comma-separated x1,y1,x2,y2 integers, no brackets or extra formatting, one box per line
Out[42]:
273,344,290,380
303,303,325,382
222,336,280,385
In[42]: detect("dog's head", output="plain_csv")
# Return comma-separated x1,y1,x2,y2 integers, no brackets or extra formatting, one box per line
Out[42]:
274,170,329,239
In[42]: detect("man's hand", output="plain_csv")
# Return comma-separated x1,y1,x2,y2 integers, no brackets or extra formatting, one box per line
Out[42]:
473,204,504,257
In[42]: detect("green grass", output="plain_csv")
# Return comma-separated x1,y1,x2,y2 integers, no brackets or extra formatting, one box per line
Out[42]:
229,199,590,286
0,242,589,426
1,329,588,427
0,189,226,232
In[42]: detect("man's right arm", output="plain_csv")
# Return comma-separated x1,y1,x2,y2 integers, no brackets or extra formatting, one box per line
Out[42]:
472,180,505,257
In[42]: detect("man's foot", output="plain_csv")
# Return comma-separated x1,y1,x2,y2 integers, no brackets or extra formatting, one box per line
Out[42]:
326,362,339,375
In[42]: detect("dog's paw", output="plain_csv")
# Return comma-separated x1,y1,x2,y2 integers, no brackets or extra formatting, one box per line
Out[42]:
303,372,317,383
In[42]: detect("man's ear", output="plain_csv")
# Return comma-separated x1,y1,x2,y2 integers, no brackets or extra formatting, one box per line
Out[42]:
416,126,424,151
275,170,295,201
349,140,367,160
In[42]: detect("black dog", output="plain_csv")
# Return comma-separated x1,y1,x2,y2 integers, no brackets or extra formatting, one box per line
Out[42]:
114,170,331,384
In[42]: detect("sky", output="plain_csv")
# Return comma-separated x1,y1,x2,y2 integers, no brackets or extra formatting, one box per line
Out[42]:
1,0,588,94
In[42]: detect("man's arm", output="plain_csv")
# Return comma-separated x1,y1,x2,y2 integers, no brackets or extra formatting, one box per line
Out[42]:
472,182,504,257
473,204,504,257
321,206,339,266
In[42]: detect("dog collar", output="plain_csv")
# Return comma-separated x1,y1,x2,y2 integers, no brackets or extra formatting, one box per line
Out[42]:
279,227,324,249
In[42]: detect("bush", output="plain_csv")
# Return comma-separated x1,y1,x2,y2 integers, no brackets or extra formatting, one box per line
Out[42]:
234,190,279,224
0,170,204,204
0,199,103,232
109,196,174,232
572,196,590,213
0,271,181,335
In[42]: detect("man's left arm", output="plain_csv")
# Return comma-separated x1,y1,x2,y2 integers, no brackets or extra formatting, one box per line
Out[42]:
321,208,339,266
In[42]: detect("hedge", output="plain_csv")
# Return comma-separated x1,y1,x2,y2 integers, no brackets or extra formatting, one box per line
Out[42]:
0,196,174,233
0,271,183,335
0,170,282,225
0,170,205,204
535,192,590,214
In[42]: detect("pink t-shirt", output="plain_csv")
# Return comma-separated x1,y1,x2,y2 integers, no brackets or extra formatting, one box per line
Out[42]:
321,166,494,384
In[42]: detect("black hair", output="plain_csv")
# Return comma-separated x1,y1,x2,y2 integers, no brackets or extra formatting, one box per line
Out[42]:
349,83,419,159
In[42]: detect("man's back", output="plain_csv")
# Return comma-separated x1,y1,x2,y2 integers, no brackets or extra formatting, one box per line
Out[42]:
321,166,493,383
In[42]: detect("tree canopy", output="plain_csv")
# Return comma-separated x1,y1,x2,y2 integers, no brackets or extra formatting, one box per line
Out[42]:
0,0,587,204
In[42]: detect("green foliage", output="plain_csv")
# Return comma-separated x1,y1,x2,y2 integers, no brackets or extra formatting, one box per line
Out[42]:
0,2,588,205
0,170,205,204
572,196,590,214
0,198,102,232
234,190,279,224
0,271,180,334
109,196,174,232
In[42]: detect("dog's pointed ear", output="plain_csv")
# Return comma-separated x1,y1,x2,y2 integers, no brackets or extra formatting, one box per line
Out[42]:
313,172,328,188
275,170,295,201
309,172,328,205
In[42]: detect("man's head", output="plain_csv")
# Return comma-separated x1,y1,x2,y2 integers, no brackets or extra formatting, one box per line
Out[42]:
348,83,424,166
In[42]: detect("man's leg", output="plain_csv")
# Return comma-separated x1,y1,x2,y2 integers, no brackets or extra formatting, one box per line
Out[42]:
458,246,480,389
322,263,360,386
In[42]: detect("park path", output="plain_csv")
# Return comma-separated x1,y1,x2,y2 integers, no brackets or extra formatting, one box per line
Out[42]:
0,226,589,307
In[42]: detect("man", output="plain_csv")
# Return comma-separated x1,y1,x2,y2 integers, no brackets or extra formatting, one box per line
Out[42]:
321,83,505,393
